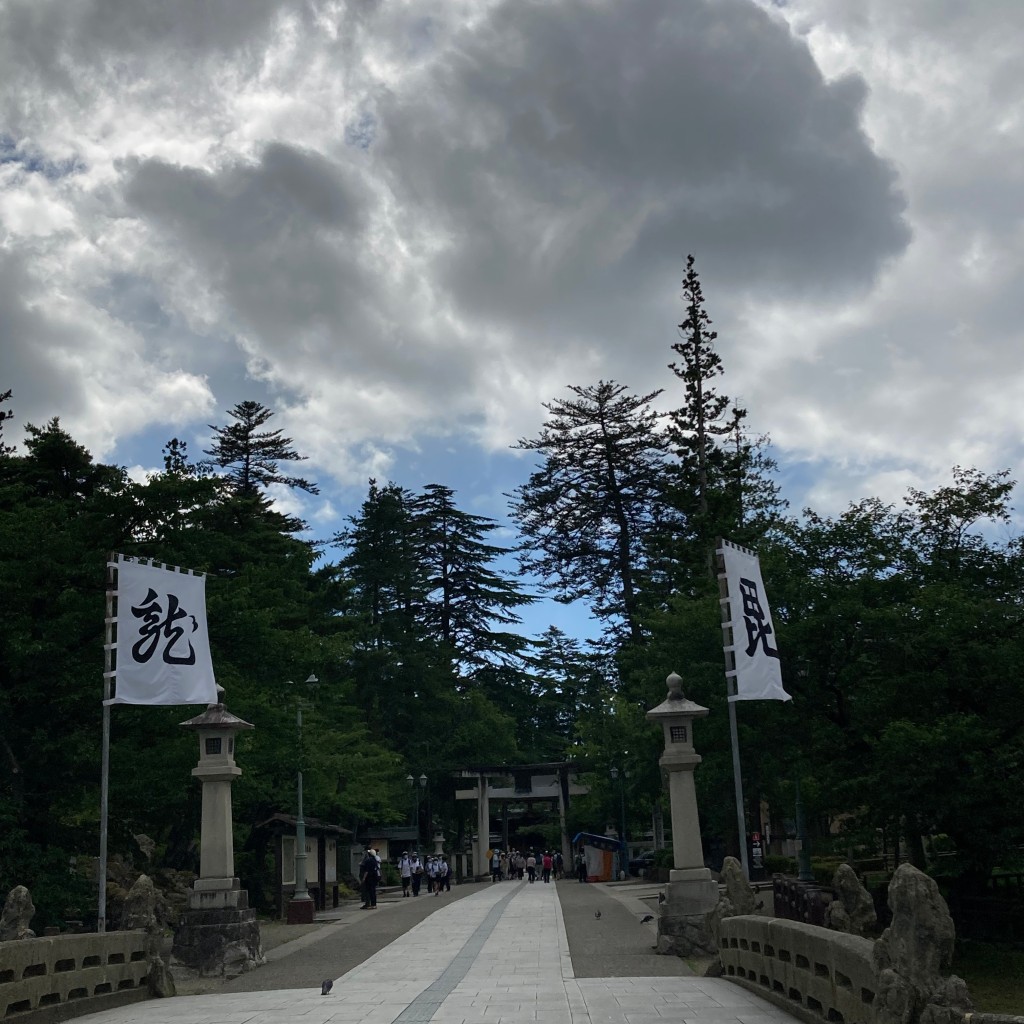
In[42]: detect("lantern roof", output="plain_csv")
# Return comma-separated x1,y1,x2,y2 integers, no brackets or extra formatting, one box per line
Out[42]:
646,672,708,721
180,696,254,732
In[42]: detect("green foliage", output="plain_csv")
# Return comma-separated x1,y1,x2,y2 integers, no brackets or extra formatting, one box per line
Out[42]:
510,380,670,644
953,941,1024,1014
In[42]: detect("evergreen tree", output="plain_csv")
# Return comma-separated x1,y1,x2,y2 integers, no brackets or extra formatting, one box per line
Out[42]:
510,381,669,645
0,389,14,456
663,256,783,588
204,400,318,498
412,483,533,671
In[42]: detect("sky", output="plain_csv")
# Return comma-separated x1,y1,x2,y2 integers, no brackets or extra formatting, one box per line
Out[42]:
2,0,1023,639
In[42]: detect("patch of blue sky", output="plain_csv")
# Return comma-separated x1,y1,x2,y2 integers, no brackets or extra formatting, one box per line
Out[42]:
344,112,377,151
0,134,85,180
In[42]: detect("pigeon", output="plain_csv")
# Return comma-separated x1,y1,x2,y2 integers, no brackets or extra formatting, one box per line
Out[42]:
594,910,602,920
321,980,333,996
658,892,666,904
640,914,654,924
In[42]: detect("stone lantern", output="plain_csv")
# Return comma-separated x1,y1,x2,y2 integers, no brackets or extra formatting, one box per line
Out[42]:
172,688,264,976
646,671,719,956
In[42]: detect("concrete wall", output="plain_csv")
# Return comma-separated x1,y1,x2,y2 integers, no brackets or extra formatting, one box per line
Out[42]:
719,915,877,1024
0,931,150,1024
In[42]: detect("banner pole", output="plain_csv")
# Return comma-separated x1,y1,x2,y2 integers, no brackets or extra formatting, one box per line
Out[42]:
727,699,749,878
98,553,116,932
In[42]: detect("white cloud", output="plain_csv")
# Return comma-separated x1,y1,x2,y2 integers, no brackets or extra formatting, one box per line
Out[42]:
1,0,1019,526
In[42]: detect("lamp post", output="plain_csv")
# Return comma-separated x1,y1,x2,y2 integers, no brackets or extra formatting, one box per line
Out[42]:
407,773,427,850
610,766,630,879
289,674,319,923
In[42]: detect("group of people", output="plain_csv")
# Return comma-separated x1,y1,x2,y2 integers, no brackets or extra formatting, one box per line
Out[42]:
399,851,451,897
358,847,453,907
487,848,563,883
358,843,589,908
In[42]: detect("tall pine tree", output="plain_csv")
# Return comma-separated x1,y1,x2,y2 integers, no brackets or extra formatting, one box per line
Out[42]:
510,381,669,645
204,400,318,498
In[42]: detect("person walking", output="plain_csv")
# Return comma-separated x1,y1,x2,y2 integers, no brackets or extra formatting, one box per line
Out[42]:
526,851,537,883
490,848,501,883
411,853,423,896
554,850,564,879
439,857,451,891
399,852,412,897
575,848,587,883
359,846,380,909
542,850,553,883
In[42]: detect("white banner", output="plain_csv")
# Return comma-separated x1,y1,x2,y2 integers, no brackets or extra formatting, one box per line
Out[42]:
719,539,791,703
107,557,218,706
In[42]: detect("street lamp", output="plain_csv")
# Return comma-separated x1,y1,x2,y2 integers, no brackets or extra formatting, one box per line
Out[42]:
408,773,427,849
610,766,630,879
289,674,319,922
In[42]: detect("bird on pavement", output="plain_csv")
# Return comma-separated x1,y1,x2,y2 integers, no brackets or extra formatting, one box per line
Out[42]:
658,892,666,904
321,980,333,996
594,910,602,920
640,914,654,923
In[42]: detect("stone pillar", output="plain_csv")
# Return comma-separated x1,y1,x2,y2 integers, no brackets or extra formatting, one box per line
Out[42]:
173,692,264,977
475,774,490,878
646,672,719,957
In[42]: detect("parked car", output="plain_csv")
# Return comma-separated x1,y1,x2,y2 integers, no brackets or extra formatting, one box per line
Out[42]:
628,851,657,876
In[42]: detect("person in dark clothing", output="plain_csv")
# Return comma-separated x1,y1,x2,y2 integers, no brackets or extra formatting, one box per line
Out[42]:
575,849,587,882
359,846,380,908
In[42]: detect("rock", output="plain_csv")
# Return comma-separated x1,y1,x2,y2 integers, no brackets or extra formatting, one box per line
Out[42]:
135,834,157,862
146,955,177,998
706,856,757,948
826,863,878,937
721,856,756,915
122,874,159,932
872,864,973,1024
0,885,36,940
703,959,725,977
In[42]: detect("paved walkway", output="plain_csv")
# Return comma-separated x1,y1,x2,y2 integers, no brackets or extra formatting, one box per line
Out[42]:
79,882,797,1024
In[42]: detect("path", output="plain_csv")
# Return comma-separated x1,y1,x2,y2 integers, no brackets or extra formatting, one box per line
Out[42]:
77,881,798,1024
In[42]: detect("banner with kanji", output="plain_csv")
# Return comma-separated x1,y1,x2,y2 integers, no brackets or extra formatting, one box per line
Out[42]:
107,557,218,706
718,539,791,703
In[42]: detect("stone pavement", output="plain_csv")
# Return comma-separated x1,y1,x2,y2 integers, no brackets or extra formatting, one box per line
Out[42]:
78,881,799,1024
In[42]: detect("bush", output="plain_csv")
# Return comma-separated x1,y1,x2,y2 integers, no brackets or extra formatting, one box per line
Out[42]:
381,862,400,886
764,855,796,875
653,848,674,869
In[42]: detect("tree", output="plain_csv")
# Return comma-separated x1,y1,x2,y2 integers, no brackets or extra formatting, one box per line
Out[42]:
412,483,533,672
204,400,318,498
662,256,784,588
510,381,670,645
0,389,15,456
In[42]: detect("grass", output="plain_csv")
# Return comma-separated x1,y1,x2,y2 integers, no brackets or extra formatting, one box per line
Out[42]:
953,940,1024,1014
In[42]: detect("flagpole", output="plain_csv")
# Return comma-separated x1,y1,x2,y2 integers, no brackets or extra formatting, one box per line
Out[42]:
99,553,116,932
717,539,750,878
727,699,749,878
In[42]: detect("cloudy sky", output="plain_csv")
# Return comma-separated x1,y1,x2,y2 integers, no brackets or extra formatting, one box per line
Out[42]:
3,0,1022,625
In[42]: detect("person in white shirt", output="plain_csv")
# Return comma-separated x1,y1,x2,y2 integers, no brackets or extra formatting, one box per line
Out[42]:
399,852,413,897
410,853,424,896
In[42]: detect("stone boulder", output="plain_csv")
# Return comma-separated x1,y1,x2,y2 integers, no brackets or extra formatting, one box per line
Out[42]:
825,863,878,937
0,885,36,940
872,864,972,1024
706,856,756,948
122,873,159,933
122,874,176,998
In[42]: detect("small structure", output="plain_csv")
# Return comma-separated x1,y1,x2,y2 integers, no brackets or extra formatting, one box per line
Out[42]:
254,814,352,917
454,762,588,877
172,691,263,976
646,671,719,956
572,832,624,882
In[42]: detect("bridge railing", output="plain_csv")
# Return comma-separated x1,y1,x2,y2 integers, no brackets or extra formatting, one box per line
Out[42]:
0,930,151,1023
719,915,876,1024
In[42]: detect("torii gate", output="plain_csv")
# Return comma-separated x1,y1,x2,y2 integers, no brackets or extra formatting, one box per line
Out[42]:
453,762,588,876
